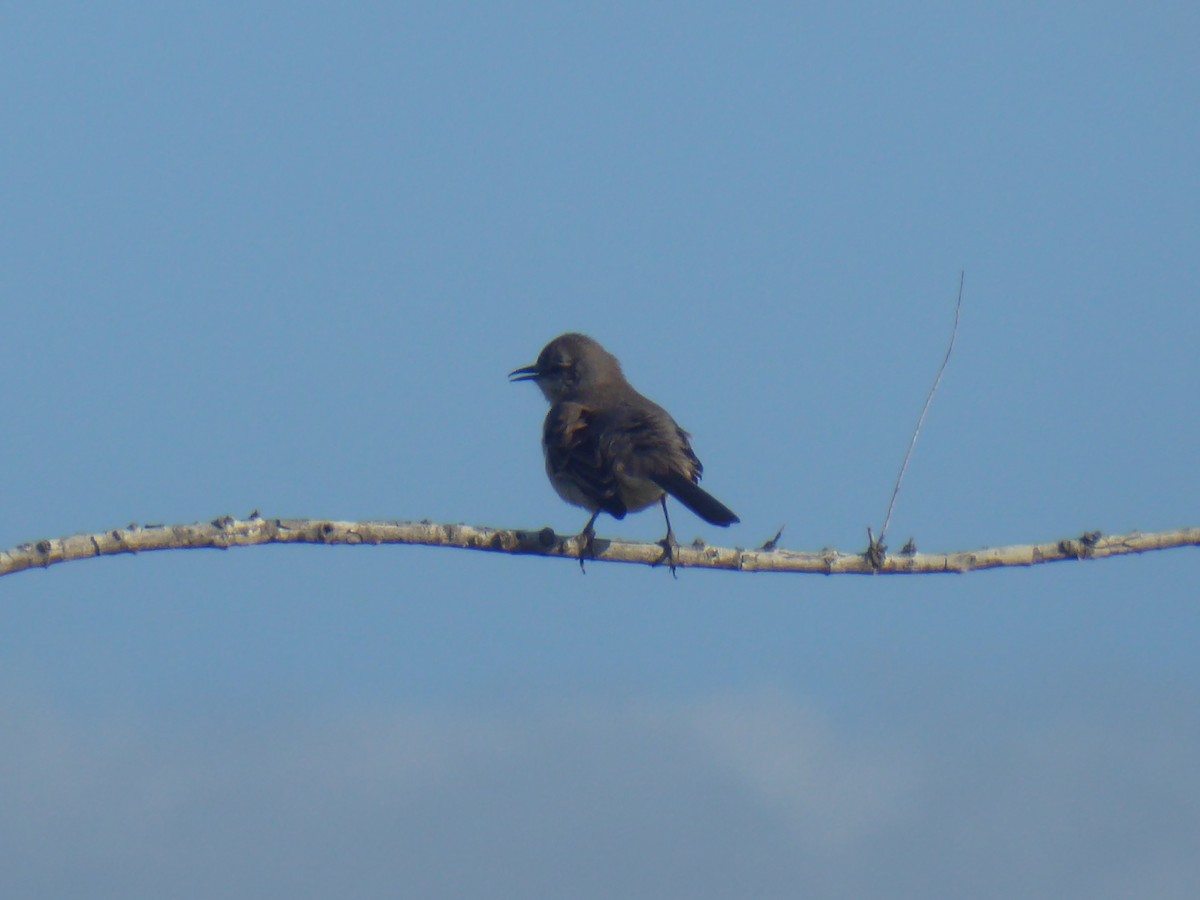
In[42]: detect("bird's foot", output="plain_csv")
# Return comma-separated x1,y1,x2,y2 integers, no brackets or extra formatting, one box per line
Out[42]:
577,524,597,573
656,529,680,578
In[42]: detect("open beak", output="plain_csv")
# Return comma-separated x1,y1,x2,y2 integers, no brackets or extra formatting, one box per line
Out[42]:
508,364,540,382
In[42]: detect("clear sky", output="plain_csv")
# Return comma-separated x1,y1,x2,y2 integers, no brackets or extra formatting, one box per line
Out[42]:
2,2,1198,897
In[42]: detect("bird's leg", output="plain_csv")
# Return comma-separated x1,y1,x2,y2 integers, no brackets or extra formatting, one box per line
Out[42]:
577,510,600,573
657,496,679,578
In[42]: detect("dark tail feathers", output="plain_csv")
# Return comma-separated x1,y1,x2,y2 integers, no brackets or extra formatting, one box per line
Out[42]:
652,472,739,526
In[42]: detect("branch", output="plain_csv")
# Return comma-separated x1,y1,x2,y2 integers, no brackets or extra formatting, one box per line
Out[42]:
1,516,1196,578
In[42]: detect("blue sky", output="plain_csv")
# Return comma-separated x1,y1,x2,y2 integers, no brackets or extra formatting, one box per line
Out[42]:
2,2,1198,896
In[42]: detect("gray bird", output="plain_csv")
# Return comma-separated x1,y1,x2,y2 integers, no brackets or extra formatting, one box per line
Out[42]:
510,333,738,570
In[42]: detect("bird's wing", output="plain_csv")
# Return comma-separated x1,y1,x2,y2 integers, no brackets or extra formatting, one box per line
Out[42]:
606,401,703,483
543,402,627,518
607,404,739,526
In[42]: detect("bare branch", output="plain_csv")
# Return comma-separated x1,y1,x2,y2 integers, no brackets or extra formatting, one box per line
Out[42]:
1,516,1195,578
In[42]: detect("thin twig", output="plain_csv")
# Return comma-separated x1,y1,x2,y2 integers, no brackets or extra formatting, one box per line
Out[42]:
878,272,965,547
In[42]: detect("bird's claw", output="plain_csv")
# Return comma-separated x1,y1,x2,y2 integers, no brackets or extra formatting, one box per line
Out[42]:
577,525,597,573
656,529,680,578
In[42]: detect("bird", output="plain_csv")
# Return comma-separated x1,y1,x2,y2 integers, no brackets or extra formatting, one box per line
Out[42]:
509,333,738,571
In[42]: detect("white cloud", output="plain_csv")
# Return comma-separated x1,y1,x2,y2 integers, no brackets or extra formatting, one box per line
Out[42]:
0,688,1197,899
683,690,920,851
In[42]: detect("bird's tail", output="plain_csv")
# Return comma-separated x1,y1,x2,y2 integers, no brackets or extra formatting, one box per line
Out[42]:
652,472,739,526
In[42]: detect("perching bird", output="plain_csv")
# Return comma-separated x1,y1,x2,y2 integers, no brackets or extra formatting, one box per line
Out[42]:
510,333,738,570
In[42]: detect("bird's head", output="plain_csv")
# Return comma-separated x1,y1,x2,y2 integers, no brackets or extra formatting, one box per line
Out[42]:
509,333,624,403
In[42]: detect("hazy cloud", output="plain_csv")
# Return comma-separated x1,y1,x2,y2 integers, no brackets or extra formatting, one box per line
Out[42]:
1,689,1197,898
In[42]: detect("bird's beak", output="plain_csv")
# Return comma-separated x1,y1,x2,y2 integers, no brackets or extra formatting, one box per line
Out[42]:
508,364,540,382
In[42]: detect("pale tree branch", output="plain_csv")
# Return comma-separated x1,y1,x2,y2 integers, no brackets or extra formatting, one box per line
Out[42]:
1,516,1195,578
